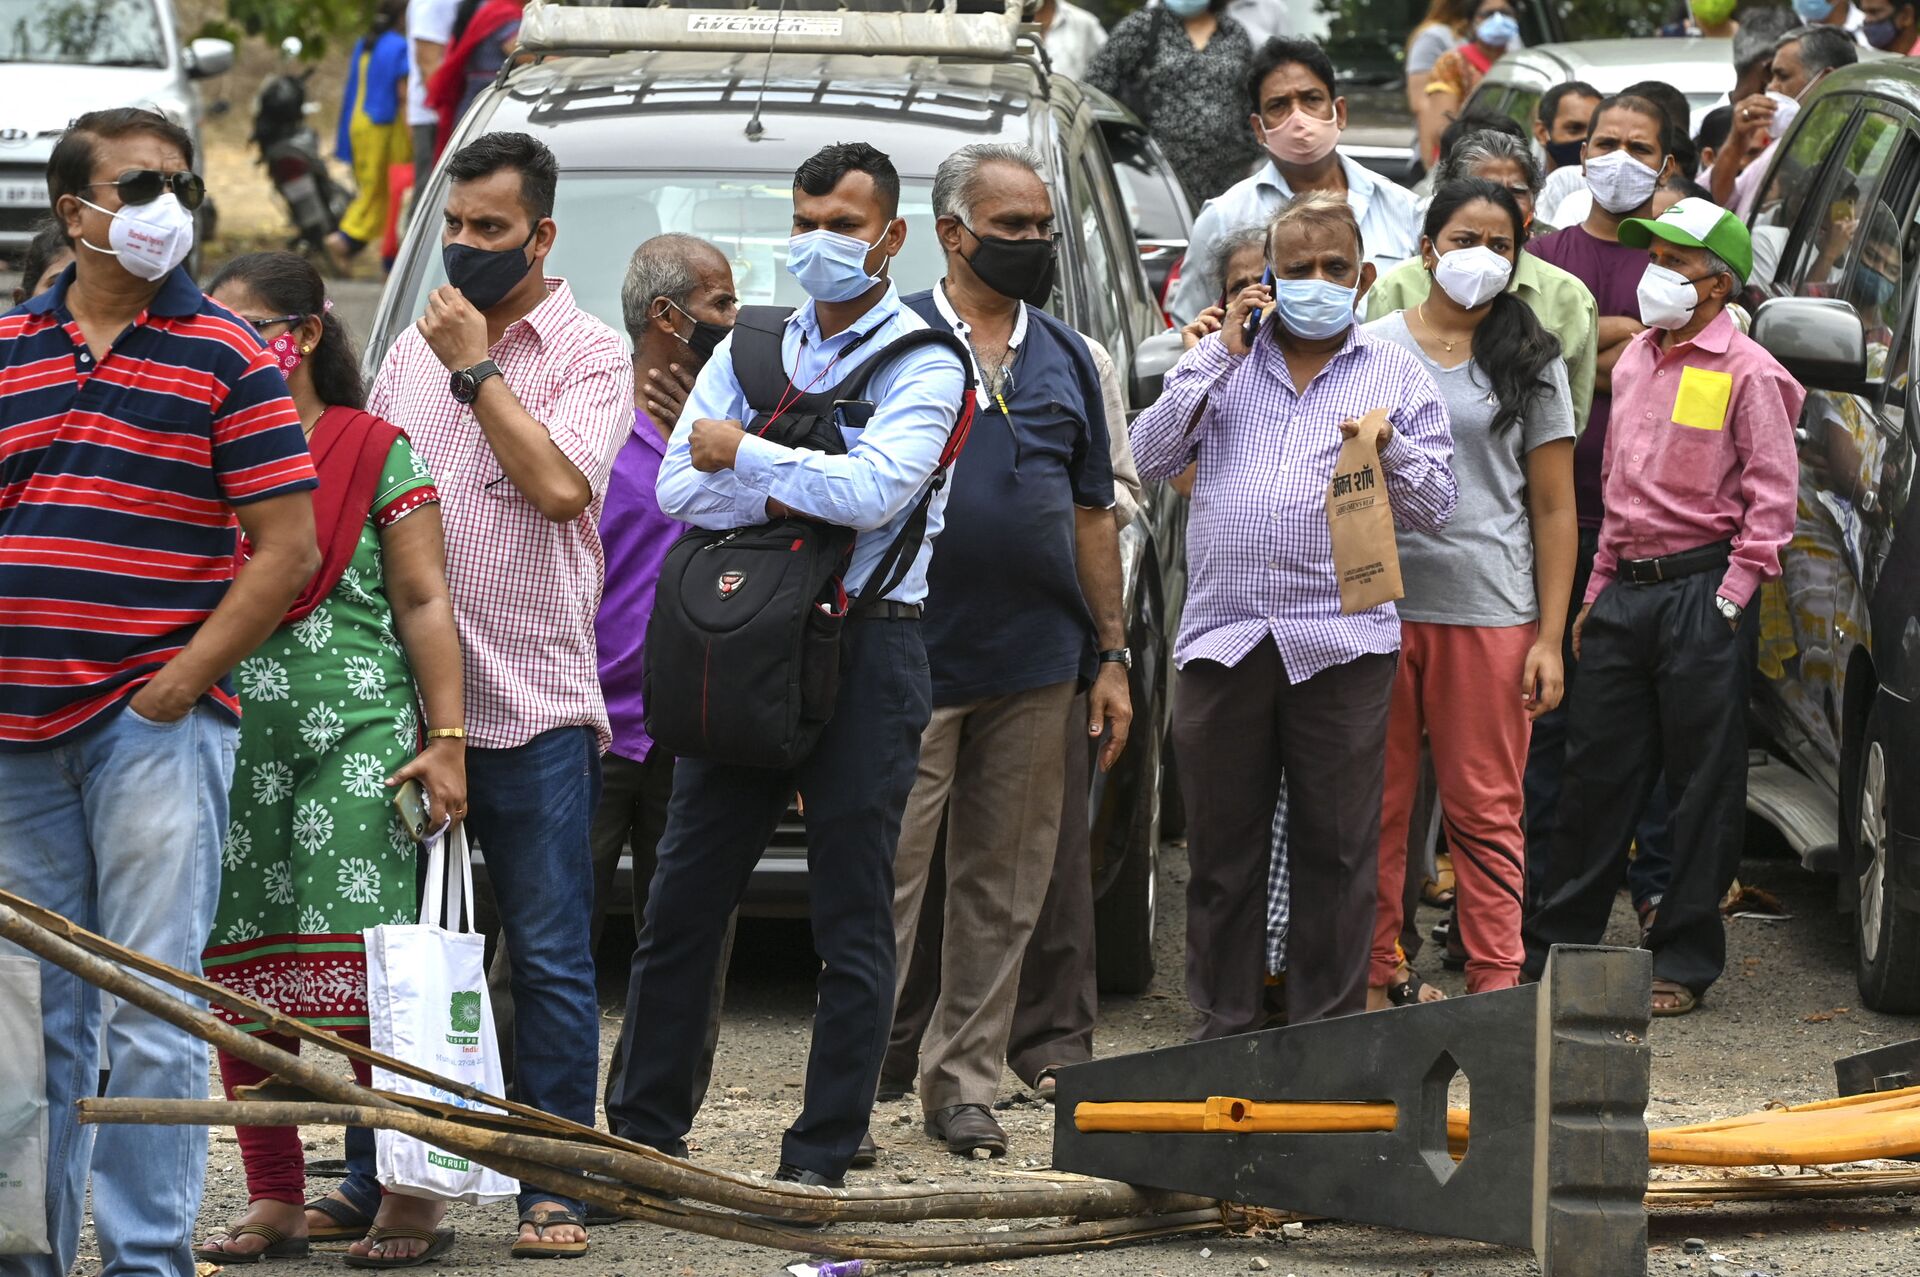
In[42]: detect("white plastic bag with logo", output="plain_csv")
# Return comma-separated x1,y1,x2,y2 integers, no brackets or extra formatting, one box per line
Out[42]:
363,823,518,1204
0,956,50,1254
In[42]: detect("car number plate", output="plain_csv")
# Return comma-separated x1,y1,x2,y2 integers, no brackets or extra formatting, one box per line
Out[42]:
0,181,48,208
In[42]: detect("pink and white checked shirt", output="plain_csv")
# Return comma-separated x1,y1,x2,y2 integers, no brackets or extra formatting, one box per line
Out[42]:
1130,325,1457,682
368,278,633,750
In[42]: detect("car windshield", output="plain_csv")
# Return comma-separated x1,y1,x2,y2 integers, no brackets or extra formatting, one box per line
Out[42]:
396,170,947,341
0,0,167,67
1104,127,1189,241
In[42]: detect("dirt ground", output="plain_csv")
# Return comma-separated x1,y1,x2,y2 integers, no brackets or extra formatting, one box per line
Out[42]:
53,837,1914,1277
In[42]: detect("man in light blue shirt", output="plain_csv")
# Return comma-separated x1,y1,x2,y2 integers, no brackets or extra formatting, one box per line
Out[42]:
608,142,966,1190
1168,36,1420,323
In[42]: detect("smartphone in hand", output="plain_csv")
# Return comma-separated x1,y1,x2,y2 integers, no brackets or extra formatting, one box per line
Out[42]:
1242,266,1276,348
392,777,433,842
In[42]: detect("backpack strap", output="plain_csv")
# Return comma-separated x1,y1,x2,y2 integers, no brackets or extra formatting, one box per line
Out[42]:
729,305,796,412
839,329,978,604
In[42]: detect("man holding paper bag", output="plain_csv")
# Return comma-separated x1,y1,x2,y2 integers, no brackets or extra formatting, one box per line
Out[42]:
1131,191,1457,1038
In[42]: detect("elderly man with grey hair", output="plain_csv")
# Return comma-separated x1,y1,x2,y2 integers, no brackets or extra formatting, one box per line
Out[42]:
1365,132,1598,432
592,232,738,1150
879,141,1128,1159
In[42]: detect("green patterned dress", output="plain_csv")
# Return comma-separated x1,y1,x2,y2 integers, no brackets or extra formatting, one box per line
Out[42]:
205,436,439,1033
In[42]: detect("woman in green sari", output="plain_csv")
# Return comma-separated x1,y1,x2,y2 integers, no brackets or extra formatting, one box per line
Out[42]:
196,253,466,1267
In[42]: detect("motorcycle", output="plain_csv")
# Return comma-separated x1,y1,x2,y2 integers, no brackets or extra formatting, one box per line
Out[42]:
251,37,350,255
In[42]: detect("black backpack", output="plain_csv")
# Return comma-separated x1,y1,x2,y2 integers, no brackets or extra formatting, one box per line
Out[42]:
642,306,975,770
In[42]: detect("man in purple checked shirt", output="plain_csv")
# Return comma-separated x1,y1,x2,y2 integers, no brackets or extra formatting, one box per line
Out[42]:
1131,192,1457,1038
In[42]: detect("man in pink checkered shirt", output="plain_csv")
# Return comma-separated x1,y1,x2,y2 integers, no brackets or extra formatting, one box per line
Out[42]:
365,132,631,1263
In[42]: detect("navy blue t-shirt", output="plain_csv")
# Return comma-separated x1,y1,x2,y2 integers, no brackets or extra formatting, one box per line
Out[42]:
906,288,1116,706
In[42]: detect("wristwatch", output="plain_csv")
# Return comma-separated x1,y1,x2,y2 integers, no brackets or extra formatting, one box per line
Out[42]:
1715,596,1743,624
1098,648,1132,669
449,359,501,404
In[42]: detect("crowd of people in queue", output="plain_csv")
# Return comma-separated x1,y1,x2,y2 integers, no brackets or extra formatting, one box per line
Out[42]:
0,0,1848,1267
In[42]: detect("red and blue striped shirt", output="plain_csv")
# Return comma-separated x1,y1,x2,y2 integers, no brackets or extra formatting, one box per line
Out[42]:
0,265,318,749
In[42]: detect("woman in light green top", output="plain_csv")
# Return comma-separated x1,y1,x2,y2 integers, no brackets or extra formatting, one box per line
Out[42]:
1366,129,1598,434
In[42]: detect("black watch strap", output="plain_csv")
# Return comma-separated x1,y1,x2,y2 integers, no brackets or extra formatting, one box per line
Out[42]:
464,359,501,390
1098,648,1131,665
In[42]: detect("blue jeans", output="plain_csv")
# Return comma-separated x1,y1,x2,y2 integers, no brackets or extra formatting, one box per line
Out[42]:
464,726,600,1217
0,703,237,1277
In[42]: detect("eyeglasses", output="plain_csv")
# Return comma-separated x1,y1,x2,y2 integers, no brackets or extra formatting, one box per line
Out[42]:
243,314,305,334
85,169,206,211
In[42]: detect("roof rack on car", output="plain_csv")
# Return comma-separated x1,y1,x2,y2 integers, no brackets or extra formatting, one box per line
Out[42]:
518,0,1029,61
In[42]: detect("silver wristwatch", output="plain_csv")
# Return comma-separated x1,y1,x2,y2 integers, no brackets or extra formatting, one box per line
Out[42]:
1715,596,1743,624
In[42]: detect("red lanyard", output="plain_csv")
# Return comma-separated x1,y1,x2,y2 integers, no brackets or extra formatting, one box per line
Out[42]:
762,324,883,433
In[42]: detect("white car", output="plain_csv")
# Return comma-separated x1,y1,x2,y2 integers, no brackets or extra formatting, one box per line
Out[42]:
0,0,231,259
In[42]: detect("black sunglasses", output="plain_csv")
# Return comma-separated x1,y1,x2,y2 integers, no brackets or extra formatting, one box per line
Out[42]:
244,313,306,334
86,169,206,211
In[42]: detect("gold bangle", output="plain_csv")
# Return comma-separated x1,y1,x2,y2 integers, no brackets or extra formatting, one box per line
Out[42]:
426,727,466,740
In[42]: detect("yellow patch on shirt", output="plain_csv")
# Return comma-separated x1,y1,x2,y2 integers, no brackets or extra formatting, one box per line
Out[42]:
1672,365,1733,431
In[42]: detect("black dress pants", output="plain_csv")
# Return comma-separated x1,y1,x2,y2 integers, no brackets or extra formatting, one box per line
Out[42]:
605,617,932,1177
1522,570,1757,995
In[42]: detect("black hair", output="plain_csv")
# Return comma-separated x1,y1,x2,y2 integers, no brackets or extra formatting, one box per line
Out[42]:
1663,174,1712,202
1421,177,1561,436
47,107,195,215
1538,80,1601,129
369,0,406,37
451,0,486,43
794,142,901,218
208,252,365,411
13,218,73,303
1619,79,1695,172
444,131,558,224
1588,92,1676,161
1438,108,1525,165
1245,36,1338,114
1695,104,1734,156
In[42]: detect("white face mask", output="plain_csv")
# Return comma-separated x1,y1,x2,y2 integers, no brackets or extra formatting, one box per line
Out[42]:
77,191,196,281
1637,262,1707,330
1431,244,1513,309
1584,149,1662,215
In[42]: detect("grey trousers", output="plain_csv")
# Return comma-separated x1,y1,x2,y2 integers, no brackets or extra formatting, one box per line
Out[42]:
891,680,1077,1112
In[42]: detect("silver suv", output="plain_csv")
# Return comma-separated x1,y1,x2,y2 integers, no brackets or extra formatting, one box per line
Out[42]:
0,0,232,257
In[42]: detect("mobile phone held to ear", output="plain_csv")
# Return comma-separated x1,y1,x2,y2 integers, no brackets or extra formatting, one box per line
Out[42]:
393,777,432,843
1242,267,1276,348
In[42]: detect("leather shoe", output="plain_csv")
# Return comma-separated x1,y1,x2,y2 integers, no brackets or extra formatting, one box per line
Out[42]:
924,1103,1007,1157
772,1163,845,1189
849,1131,877,1169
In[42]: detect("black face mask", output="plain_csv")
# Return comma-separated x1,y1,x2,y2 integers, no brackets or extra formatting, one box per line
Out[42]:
443,225,536,312
1545,138,1584,169
963,223,1058,306
663,299,731,362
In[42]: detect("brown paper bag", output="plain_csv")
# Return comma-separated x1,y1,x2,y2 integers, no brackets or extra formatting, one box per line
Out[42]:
1326,409,1404,614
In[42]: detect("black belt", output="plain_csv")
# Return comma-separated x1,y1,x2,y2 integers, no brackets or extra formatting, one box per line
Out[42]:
1618,541,1731,585
848,598,922,621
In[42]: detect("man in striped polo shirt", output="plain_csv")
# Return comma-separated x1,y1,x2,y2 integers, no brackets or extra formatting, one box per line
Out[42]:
0,109,319,1277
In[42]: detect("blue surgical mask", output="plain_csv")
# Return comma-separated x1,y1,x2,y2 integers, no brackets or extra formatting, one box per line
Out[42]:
1475,10,1520,45
1164,0,1211,16
1792,0,1831,20
1853,264,1897,311
786,228,887,303
1863,14,1899,46
1273,277,1358,341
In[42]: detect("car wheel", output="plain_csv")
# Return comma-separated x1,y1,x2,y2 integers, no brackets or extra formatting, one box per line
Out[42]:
1854,699,1920,1011
1094,708,1161,995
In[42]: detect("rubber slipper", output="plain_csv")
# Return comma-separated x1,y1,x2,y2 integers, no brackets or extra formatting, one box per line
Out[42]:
512,1208,590,1259
1034,1068,1058,1104
343,1226,456,1269
1386,968,1445,1007
1650,978,1698,1017
306,1194,375,1241
195,1223,310,1263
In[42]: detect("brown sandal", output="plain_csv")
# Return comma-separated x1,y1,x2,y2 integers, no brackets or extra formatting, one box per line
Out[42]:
1650,978,1698,1017
512,1208,589,1260
194,1223,310,1264
343,1225,456,1269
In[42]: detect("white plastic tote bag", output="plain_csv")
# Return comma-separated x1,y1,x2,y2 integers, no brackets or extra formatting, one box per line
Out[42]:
363,824,518,1204
0,956,50,1254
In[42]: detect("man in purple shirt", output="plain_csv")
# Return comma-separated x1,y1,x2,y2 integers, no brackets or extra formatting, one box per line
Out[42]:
1130,192,1455,1036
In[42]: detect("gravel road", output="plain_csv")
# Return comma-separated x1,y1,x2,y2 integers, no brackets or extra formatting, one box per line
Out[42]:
62,835,1896,1277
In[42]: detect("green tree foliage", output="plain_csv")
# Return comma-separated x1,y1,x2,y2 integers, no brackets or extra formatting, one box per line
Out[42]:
200,0,372,58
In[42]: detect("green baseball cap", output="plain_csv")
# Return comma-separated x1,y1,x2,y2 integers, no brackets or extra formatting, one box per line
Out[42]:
1617,197,1753,285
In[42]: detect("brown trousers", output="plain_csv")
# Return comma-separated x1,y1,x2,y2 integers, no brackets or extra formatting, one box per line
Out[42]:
891,681,1077,1112
1174,640,1394,1037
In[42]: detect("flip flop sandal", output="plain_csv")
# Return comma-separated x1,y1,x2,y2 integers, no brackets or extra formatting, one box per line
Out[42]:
342,1226,456,1269
512,1208,590,1260
306,1194,376,1242
1386,968,1445,1007
1650,978,1698,1017
1033,1068,1058,1104
194,1223,311,1264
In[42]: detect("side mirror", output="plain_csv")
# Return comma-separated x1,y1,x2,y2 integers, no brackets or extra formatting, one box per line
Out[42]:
1752,296,1873,396
186,37,234,79
1130,328,1185,409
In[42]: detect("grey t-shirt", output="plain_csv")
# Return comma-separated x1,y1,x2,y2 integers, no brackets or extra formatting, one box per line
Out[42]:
1406,22,1456,74
1363,310,1576,627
